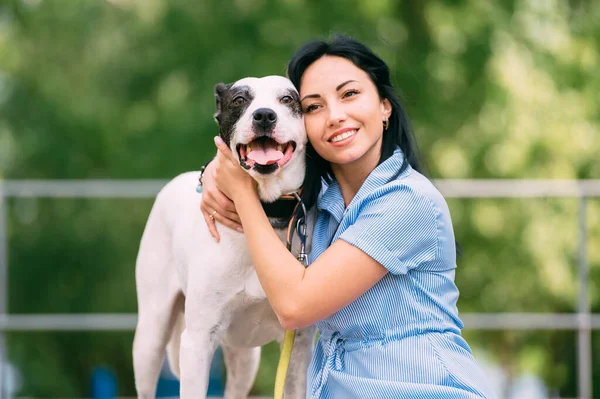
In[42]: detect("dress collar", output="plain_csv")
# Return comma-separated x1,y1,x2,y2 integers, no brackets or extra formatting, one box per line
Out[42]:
317,148,407,222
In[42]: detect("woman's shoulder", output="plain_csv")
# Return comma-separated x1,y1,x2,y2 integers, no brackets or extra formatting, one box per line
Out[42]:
380,166,443,201
366,167,450,220
364,149,445,207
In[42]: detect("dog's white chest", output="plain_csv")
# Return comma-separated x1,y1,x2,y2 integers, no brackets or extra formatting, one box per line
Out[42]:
224,299,282,348
243,269,268,301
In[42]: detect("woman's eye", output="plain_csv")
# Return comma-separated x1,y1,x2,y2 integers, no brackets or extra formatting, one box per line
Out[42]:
343,89,359,98
280,95,293,104
232,96,246,105
304,104,319,113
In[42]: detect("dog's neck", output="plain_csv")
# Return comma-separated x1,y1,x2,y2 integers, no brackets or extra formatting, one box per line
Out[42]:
254,154,305,203
261,195,299,229
255,154,305,229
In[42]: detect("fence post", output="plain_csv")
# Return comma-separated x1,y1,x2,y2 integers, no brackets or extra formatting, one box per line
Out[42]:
0,191,8,399
577,196,591,399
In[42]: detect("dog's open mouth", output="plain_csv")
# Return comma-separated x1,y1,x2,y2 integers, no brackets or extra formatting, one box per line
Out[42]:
237,137,297,174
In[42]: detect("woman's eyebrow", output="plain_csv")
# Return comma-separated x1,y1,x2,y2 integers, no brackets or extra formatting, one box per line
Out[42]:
301,80,359,102
336,79,357,91
300,93,320,102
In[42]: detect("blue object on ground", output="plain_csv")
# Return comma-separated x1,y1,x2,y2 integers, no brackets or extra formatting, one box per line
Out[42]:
91,367,117,399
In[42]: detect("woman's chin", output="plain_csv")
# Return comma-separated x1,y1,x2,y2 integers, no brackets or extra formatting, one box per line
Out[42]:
324,151,362,166
322,142,383,170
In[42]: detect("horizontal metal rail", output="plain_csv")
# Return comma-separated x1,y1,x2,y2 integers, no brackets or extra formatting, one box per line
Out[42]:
1,179,599,198
0,180,168,198
1,313,600,332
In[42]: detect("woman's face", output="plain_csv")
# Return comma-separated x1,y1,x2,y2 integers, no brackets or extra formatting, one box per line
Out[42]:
299,56,392,170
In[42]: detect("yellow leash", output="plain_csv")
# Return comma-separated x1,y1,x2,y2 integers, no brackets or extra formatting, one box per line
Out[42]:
274,329,296,399
274,191,307,399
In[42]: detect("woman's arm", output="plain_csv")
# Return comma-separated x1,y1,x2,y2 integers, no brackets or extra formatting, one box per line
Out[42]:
236,193,388,329
213,137,388,329
199,160,244,242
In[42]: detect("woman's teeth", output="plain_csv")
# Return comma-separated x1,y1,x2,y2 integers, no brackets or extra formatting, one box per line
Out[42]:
331,129,357,143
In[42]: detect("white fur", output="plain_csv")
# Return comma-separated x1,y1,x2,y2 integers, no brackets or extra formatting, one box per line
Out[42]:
133,76,315,399
230,76,307,202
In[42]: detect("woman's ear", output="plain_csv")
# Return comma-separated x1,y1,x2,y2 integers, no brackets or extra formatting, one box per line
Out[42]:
381,98,392,119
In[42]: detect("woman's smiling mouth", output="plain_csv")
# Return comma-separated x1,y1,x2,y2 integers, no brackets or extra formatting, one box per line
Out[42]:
328,128,358,146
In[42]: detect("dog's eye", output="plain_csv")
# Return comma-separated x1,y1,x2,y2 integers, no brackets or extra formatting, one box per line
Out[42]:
232,96,246,105
280,96,293,105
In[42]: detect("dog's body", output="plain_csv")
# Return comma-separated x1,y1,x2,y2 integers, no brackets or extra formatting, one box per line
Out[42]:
133,76,316,399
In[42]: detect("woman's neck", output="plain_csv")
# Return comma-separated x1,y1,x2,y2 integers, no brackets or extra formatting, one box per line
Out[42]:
331,147,381,208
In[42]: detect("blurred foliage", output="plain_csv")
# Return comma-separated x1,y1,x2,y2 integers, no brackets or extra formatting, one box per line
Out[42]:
0,0,599,397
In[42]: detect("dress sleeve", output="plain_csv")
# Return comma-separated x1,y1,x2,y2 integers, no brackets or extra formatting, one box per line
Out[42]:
339,184,440,275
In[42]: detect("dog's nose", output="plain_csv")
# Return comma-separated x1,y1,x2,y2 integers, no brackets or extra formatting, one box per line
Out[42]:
253,108,277,128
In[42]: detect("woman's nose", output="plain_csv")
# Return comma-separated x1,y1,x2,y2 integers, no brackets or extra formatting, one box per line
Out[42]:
326,102,347,127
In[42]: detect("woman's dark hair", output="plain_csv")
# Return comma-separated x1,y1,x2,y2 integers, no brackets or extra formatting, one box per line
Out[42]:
287,34,424,212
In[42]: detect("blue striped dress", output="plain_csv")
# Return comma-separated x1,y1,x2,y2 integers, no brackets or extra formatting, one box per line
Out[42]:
305,148,496,398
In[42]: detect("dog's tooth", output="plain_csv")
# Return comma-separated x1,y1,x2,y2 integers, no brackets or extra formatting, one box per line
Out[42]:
277,144,283,152
247,144,252,152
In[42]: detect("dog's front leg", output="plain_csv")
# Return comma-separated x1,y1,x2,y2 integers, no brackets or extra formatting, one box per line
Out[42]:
179,293,231,399
283,325,317,399
179,328,219,399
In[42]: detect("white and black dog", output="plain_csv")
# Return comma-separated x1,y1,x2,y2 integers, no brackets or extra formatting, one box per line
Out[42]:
133,76,316,399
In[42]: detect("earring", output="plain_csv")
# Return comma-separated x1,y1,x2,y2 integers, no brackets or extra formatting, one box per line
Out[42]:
383,118,389,131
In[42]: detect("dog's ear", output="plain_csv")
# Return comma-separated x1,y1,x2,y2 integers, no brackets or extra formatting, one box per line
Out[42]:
214,82,231,126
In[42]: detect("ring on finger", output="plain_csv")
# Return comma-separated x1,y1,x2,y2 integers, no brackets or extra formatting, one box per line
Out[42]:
209,210,217,220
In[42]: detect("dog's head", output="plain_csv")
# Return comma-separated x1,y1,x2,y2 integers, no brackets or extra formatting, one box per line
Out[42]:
214,76,307,202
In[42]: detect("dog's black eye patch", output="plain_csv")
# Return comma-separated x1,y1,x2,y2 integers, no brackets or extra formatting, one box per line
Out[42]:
217,84,255,145
282,88,302,118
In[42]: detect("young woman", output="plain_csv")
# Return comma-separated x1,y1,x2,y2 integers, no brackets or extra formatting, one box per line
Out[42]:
201,35,495,399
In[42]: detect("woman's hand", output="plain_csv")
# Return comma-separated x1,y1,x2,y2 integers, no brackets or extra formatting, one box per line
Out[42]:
213,136,258,202
199,157,244,242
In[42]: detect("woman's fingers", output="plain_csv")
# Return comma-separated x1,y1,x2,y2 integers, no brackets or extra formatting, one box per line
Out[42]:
201,193,243,237
203,190,242,224
215,146,234,168
214,136,236,163
212,211,243,234
199,158,244,241
201,207,221,242
201,205,242,242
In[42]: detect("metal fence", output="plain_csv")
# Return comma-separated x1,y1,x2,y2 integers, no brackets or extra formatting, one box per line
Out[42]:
0,179,599,399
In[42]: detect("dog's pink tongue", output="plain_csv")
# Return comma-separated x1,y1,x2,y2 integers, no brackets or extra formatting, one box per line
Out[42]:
247,141,283,165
